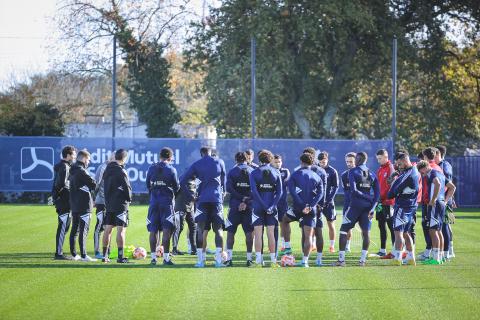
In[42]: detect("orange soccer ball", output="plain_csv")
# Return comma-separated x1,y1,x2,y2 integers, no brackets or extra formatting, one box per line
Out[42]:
281,254,296,267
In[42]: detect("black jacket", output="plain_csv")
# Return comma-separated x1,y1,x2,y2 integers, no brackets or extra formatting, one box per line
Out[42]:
52,160,71,211
104,161,132,213
69,161,96,213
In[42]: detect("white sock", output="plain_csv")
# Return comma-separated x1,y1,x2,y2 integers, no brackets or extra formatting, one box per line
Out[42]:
433,248,440,260
246,252,252,261
280,237,285,247
163,253,170,262
151,252,157,260
330,240,335,247
360,250,368,262
285,241,291,249
380,248,386,254
255,252,262,264
425,249,431,257
346,240,351,250
444,251,449,259
338,251,345,262
303,256,309,263
215,247,222,263
270,253,276,263
227,249,233,260
197,249,204,262
407,251,414,260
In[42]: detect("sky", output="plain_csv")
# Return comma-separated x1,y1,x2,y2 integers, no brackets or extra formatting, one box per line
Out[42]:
0,0,219,90
0,0,57,88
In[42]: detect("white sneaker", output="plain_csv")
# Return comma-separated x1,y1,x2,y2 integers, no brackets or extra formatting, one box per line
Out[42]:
81,255,97,262
72,255,81,261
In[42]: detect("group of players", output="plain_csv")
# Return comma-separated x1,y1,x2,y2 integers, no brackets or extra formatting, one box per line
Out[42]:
51,144,456,267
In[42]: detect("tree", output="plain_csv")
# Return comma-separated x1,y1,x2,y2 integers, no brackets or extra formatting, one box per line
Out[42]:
0,89,64,136
55,0,193,137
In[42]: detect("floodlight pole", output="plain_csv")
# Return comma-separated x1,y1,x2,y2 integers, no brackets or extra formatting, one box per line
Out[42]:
251,37,256,140
112,34,117,151
392,36,397,154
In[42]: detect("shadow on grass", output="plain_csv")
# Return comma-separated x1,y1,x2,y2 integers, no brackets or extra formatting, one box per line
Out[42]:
455,215,480,220
288,286,480,292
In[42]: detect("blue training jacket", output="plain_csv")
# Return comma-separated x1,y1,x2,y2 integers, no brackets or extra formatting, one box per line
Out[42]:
288,167,324,211
181,155,226,204
226,163,253,207
249,164,283,211
146,161,180,206
341,169,351,208
348,164,380,212
387,166,420,208
324,165,339,205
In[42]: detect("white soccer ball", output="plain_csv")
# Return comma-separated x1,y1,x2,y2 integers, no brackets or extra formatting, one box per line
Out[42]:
133,247,147,260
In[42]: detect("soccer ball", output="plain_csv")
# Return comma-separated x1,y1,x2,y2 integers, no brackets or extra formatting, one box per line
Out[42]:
281,254,296,267
156,245,164,258
221,251,228,262
133,247,147,260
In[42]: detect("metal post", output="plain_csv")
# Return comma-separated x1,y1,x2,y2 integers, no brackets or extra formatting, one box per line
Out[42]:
392,36,397,154
112,34,117,151
251,37,256,140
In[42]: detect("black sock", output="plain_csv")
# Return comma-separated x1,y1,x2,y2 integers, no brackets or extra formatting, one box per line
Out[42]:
102,246,108,257
118,247,124,259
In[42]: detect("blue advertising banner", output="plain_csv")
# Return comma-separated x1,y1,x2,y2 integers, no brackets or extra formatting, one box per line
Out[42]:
0,137,392,195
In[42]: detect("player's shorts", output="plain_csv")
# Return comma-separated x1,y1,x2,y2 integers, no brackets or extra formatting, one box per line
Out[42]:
287,207,317,228
194,202,224,226
146,203,175,232
322,203,337,221
376,205,394,221
105,210,129,227
277,202,289,221
225,208,253,234
95,204,106,232
340,206,372,231
252,206,278,227
392,206,417,232
427,200,446,230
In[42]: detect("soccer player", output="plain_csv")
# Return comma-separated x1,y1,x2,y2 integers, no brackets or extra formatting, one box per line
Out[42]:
288,153,324,267
146,147,180,265
375,149,395,258
224,152,254,267
68,149,97,261
418,147,444,260
335,152,380,267
340,152,356,252
417,160,456,265
245,149,259,169
173,174,197,255
93,152,115,259
181,147,226,268
271,154,290,254
102,149,132,263
436,145,455,258
250,150,283,267
387,153,420,266
318,151,339,253
52,145,76,260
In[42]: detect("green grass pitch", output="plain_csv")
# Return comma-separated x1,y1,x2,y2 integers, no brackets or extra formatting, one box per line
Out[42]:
0,204,479,319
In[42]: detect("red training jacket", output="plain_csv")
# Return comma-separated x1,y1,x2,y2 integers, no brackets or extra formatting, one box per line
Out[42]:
377,160,395,206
